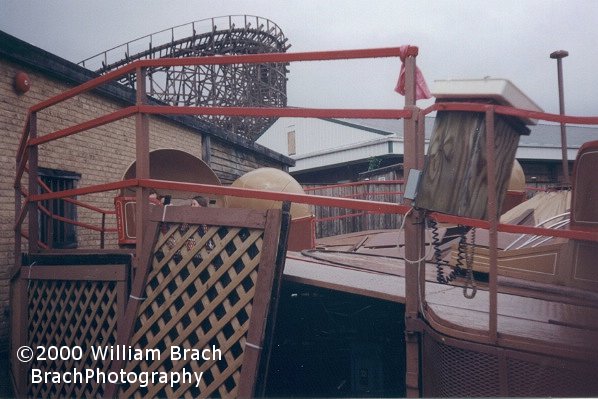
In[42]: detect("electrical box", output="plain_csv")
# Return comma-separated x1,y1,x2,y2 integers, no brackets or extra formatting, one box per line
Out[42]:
415,79,542,219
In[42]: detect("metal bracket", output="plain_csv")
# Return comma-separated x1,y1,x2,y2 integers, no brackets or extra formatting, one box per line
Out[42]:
404,169,421,201
405,315,426,334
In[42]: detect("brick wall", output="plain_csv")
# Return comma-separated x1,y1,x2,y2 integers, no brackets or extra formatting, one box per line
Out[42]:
0,32,293,350
211,137,284,184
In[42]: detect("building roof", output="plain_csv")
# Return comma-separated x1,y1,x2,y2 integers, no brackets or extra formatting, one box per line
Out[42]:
331,117,598,148
259,116,598,173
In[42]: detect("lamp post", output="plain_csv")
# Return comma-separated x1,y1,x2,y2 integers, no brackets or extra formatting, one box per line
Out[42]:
550,49,570,186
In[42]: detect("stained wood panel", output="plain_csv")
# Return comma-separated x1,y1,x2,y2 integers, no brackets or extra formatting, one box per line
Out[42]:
416,111,525,219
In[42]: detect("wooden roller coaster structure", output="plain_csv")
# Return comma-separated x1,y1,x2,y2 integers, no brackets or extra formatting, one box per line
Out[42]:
79,15,290,141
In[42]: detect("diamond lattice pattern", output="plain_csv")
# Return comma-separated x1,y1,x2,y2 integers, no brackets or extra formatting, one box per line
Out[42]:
27,279,118,398
120,222,264,398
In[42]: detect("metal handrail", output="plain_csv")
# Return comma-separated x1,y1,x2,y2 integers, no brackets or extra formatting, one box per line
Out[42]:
13,47,598,397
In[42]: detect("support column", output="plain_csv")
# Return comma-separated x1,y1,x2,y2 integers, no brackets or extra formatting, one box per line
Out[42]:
135,67,150,272
485,107,498,343
402,49,426,397
28,112,39,252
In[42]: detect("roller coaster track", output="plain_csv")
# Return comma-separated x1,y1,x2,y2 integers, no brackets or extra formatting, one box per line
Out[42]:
79,15,290,140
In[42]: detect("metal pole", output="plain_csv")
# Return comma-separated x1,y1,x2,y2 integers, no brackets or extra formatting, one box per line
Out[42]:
550,50,570,186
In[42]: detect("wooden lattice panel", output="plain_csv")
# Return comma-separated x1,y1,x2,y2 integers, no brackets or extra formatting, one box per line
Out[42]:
25,272,122,398
118,205,287,398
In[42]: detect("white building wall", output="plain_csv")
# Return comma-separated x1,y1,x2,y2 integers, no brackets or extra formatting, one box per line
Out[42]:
258,117,390,157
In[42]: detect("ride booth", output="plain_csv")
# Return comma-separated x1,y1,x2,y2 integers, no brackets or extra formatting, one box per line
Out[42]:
415,79,538,219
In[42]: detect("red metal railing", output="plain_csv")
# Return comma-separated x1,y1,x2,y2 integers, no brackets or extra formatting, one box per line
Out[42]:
422,101,598,125
13,45,598,395
13,47,415,258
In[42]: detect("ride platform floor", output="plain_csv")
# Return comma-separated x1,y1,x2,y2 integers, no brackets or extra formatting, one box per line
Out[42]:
283,240,598,362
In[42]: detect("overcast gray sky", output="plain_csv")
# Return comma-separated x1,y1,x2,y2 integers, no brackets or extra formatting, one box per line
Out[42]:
1,0,597,117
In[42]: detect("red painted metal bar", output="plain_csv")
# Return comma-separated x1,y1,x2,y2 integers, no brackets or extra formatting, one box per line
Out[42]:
15,151,29,190
500,223,598,241
37,202,51,217
52,215,116,233
14,198,29,233
30,64,137,113
28,47,411,114
15,112,31,166
137,178,412,214
416,108,427,307
36,175,116,215
19,105,405,190
138,105,412,120
15,107,136,189
19,231,49,250
18,179,598,261
24,176,598,242
486,107,499,343
494,104,598,125
19,186,116,234
27,106,138,147
135,66,150,271
139,46,416,68
27,112,39,253
14,131,25,277
37,202,115,233
422,101,598,125
16,47,413,226
431,212,598,242
401,53,423,398
29,179,138,202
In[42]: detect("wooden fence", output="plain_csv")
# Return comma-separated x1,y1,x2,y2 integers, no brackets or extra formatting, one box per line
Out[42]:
304,181,405,238
10,205,289,399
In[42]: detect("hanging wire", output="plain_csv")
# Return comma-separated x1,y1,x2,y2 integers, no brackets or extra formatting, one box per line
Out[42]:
463,227,477,299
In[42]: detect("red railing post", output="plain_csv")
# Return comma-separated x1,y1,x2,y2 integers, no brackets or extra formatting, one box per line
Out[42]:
27,112,40,252
14,160,23,275
135,67,150,271
402,47,425,398
416,109,427,302
485,107,499,343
